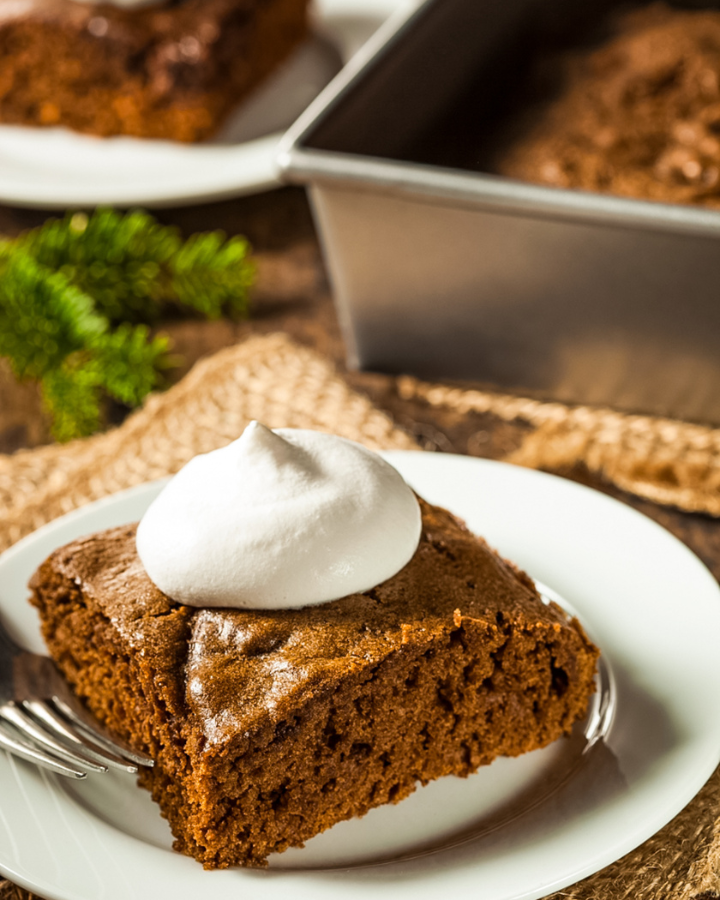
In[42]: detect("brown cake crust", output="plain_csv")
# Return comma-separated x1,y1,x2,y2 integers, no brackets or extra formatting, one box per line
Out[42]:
500,3,720,208
0,0,310,141
30,497,598,868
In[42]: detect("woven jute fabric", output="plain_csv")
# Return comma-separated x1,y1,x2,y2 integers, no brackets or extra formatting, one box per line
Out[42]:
2,331,720,900
0,332,417,554
398,376,720,517
546,769,720,900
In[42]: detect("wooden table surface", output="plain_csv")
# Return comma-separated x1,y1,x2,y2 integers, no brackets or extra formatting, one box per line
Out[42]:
1,187,719,900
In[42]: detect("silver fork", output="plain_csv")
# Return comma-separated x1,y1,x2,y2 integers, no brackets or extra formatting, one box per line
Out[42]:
0,615,154,779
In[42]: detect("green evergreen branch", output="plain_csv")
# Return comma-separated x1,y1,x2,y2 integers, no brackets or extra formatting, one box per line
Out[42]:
0,253,107,380
40,354,107,443
170,231,254,319
0,208,254,441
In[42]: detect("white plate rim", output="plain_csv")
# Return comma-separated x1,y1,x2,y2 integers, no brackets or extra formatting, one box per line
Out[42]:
0,452,719,900
0,0,412,208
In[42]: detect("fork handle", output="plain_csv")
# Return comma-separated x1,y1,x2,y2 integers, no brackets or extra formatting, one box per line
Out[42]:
0,614,22,707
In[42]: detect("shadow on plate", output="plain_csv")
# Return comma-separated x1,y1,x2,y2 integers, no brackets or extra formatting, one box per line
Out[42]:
212,34,343,145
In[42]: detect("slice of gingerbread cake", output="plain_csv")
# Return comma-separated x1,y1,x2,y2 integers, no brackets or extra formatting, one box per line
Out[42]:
0,0,310,141
29,505,597,867
29,425,598,868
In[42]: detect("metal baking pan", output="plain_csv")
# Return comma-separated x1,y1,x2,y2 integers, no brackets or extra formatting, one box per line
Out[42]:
278,0,720,424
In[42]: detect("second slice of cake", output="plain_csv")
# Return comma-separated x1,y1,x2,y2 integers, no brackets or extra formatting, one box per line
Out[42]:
0,0,311,141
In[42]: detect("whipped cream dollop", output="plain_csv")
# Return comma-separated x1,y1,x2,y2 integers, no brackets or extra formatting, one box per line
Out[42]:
136,423,422,609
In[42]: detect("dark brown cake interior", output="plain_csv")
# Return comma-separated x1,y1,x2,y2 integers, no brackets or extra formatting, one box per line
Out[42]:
30,498,598,868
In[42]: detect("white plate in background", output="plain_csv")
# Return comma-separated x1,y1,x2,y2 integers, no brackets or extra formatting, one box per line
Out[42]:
0,453,719,899
0,0,416,209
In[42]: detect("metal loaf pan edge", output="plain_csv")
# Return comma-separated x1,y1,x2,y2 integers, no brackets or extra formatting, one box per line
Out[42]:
278,0,720,424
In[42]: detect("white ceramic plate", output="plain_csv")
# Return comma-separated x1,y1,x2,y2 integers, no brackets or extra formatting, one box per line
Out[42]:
1,453,720,900
0,0,414,209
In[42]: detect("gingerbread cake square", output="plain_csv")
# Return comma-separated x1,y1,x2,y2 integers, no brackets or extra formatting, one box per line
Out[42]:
0,0,310,141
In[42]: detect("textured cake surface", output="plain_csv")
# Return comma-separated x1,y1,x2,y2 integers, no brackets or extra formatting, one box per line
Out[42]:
0,0,310,141
30,498,599,868
500,3,720,208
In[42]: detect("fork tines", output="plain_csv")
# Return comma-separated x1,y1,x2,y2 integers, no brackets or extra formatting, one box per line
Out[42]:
0,697,153,779
0,615,154,778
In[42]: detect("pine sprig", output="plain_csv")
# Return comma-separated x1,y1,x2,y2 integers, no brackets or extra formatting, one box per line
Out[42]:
171,231,254,319
10,209,254,323
0,253,107,379
95,323,170,408
0,209,254,441
41,354,109,443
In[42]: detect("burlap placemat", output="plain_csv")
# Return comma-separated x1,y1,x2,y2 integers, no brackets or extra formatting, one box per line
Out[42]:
1,331,720,900
396,376,720,518
0,332,417,554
